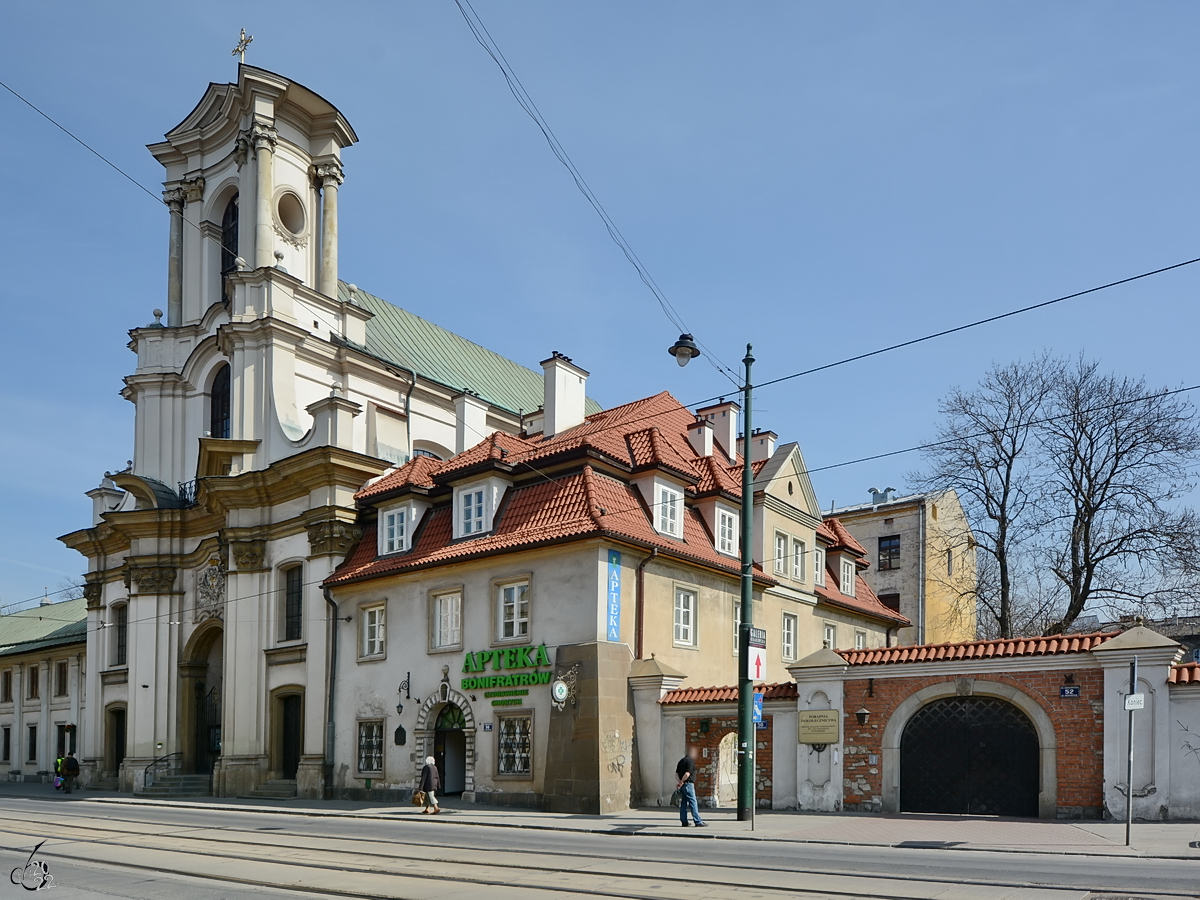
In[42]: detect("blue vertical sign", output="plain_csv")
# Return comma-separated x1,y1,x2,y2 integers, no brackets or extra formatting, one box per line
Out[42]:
606,550,622,642
752,692,764,723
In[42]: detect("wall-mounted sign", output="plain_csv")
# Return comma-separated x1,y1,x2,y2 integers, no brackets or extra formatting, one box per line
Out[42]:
461,644,554,705
1124,693,1145,711
1060,686,1081,699
482,723,493,732
798,710,840,745
606,550,622,642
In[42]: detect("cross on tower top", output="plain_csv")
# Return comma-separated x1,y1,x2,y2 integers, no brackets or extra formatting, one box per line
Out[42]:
232,28,253,64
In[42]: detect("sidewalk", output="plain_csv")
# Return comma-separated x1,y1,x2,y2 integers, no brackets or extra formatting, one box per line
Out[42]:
4,781,1198,860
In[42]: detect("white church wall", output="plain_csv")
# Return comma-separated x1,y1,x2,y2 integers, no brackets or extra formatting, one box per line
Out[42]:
1168,687,1200,818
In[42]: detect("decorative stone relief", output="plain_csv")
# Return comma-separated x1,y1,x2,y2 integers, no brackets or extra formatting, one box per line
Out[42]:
249,121,278,154
130,566,177,594
162,187,186,208
309,161,344,190
181,175,206,204
233,133,252,170
306,521,362,557
230,540,267,571
195,556,226,623
955,678,974,696
82,581,102,610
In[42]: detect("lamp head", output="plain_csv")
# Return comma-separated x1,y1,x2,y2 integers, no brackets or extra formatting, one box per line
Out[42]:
668,334,701,367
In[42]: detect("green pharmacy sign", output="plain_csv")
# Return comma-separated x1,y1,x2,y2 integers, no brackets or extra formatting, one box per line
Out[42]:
461,644,554,706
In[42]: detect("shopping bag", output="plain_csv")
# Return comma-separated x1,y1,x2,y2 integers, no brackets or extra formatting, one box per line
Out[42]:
412,790,426,807
669,788,682,807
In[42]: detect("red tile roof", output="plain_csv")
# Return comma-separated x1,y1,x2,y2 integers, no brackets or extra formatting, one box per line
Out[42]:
1169,662,1200,685
815,570,910,626
357,453,439,499
822,517,867,556
838,631,1121,666
329,466,774,585
661,682,799,704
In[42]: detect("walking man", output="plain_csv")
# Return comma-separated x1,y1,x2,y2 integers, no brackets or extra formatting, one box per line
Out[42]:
61,751,80,794
675,745,706,827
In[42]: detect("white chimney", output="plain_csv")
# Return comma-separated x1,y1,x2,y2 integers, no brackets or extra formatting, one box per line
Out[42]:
695,399,740,463
739,430,777,464
687,418,713,457
541,352,588,438
454,391,489,454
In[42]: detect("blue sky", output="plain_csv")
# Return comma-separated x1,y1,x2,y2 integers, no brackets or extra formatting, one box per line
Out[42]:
2,2,1199,609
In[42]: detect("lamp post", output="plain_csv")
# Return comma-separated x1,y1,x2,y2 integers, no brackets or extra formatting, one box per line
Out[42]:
669,335,756,824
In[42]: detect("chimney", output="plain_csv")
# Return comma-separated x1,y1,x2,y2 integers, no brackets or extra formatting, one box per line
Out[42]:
695,398,740,463
454,391,489,454
869,487,897,506
86,477,125,526
541,352,588,438
686,418,713,457
737,429,777,463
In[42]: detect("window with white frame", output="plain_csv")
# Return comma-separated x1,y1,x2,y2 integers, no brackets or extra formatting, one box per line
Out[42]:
773,532,788,574
497,713,532,776
782,613,798,661
380,507,407,554
792,539,806,581
855,630,867,650
733,603,741,655
839,558,856,596
823,622,837,649
674,587,696,646
498,581,529,641
813,548,826,586
432,591,462,650
716,509,737,555
460,489,486,535
357,720,383,773
656,486,682,537
361,605,386,658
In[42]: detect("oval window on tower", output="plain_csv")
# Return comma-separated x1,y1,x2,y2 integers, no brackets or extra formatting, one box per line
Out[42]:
276,191,305,236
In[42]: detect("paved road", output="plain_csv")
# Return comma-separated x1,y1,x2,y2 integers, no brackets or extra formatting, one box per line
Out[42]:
0,796,1194,900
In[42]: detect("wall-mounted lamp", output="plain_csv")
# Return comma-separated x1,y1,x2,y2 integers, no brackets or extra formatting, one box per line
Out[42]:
1064,673,1075,685
699,719,710,734
855,707,871,726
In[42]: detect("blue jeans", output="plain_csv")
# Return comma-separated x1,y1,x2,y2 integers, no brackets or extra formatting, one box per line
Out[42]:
679,782,703,825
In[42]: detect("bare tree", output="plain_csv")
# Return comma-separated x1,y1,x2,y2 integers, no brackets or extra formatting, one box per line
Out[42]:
913,357,1057,638
1040,360,1200,633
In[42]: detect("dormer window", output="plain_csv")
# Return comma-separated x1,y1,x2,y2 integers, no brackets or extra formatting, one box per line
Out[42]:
716,508,738,556
656,486,683,538
840,557,856,596
380,507,407,554
462,489,485,534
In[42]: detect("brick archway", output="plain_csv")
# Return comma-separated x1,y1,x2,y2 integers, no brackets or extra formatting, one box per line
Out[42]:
413,683,476,793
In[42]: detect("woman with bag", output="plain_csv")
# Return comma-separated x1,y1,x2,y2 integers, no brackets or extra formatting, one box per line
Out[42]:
417,756,441,814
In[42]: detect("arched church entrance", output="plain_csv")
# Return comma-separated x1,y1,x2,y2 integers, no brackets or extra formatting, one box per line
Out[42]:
900,696,1039,817
434,704,467,794
269,688,304,780
715,732,737,807
179,623,223,776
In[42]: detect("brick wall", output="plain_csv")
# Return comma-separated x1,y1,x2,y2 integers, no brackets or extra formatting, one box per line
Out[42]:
842,669,1105,817
684,716,773,808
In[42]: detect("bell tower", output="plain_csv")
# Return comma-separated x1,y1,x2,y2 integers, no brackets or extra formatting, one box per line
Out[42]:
147,65,358,325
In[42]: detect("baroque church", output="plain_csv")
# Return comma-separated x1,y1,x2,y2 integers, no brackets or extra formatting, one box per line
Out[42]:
60,65,582,798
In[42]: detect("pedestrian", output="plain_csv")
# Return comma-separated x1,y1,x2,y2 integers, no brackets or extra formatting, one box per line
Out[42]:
675,745,706,827
53,756,64,791
418,755,441,814
62,751,80,794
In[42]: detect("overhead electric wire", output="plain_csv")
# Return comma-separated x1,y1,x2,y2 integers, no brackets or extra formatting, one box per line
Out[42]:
450,0,742,387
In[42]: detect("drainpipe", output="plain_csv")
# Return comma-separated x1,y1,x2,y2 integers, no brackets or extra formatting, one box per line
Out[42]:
635,548,658,659
917,500,927,644
396,365,417,462
323,586,339,800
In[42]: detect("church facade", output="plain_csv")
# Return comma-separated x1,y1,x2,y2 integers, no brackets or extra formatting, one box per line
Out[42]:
59,65,590,798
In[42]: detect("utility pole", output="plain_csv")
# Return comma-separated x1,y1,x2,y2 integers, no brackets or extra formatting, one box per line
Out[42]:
1125,655,1138,847
737,345,755,826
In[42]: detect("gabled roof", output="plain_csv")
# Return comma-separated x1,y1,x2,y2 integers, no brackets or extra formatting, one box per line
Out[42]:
839,631,1120,666
816,571,910,626
822,517,867,557
661,682,799,704
0,598,87,658
342,283,602,418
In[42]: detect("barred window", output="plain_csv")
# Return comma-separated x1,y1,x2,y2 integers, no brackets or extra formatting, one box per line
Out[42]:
497,714,532,776
357,721,383,773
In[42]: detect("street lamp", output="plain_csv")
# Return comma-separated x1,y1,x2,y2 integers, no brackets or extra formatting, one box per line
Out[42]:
669,335,756,825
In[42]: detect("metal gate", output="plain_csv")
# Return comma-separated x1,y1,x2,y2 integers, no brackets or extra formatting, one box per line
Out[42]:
899,696,1039,817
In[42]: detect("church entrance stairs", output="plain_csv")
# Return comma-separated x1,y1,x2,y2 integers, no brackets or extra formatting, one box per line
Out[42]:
243,779,298,801
137,774,212,798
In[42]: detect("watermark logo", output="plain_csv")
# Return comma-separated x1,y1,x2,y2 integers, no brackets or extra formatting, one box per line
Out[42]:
10,840,54,891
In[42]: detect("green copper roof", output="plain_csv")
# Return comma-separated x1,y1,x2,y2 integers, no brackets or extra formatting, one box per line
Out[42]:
0,597,87,658
339,282,600,418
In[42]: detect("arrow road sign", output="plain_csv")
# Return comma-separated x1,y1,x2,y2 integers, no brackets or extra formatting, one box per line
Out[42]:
746,644,766,681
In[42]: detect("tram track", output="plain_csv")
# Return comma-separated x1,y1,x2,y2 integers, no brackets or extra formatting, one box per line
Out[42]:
0,805,1192,900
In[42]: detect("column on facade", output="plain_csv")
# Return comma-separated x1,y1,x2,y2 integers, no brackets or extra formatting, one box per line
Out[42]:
69,654,81,756
787,648,849,812
629,658,685,805
10,666,21,775
252,122,278,270
38,659,50,775
164,188,185,327
314,161,343,299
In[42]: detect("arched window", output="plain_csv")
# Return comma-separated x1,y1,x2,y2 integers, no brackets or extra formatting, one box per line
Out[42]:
220,194,239,275
209,364,231,439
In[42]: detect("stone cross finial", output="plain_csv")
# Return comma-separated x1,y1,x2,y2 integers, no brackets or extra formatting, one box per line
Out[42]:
232,28,253,64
